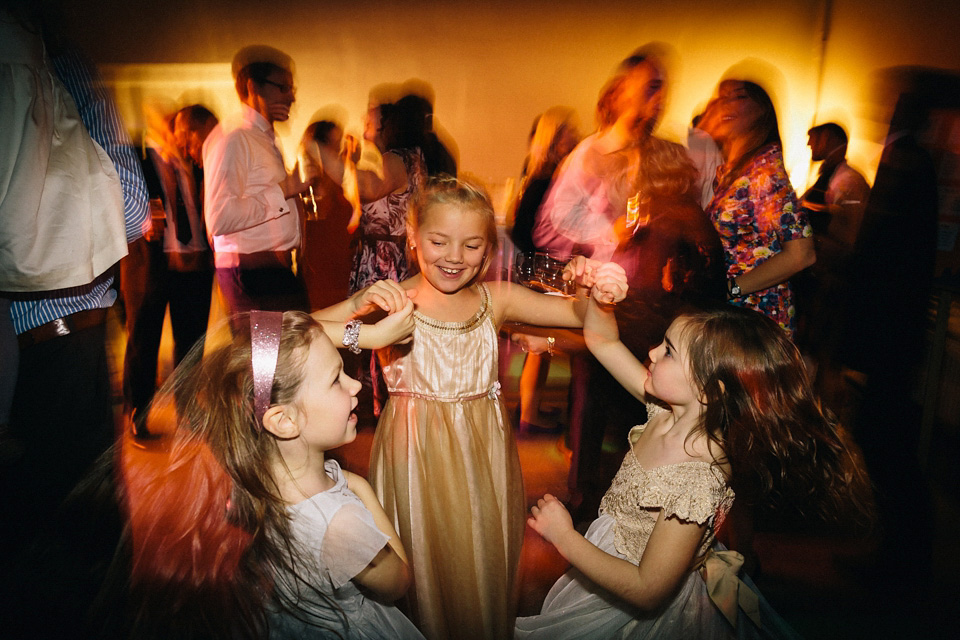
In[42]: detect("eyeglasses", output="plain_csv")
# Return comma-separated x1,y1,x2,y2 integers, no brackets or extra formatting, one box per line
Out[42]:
261,79,295,95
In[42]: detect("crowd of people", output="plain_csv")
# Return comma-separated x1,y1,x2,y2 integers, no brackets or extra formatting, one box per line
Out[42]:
1,5,944,638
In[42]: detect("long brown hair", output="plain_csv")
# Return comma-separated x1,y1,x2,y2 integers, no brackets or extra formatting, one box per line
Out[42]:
715,80,782,194
122,312,347,639
680,305,874,529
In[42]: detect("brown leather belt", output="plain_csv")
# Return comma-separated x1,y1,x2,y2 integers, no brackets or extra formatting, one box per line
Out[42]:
17,307,108,349
219,250,294,270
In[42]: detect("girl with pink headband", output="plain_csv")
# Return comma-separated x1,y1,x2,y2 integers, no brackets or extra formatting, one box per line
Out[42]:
120,310,425,639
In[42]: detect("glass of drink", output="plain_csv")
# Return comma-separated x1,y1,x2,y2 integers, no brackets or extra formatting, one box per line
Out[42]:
297,142,322,221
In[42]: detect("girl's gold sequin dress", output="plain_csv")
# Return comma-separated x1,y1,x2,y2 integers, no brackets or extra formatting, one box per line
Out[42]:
370,283,525,640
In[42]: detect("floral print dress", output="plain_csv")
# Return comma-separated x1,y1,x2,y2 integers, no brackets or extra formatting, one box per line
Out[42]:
347,147,425,415
347,147,425,294
705,143,811,337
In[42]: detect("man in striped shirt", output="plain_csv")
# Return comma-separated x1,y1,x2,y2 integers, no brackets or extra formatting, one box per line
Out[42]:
2,44,148,553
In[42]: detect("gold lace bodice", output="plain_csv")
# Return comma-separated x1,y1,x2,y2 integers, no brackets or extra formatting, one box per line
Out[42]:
598,403,735,565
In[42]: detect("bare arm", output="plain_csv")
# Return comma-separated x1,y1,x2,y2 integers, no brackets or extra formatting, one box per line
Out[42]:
315,305,413,351
322,136,408,204
494,281,586,329
583,297,649,402
312,279,411,322
355,151,409,203
580,264,648,401
529,494,705,611
507,329,587,356
494,259,627,329
734,236,815,295
343,471,411,602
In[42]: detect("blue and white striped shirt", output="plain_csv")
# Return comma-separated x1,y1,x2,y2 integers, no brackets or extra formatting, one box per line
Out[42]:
9,49,148,334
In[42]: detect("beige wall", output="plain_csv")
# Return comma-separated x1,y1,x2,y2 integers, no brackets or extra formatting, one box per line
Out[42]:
64,0,960,197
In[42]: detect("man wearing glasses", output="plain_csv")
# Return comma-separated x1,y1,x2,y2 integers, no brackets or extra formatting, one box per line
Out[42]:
203,45,313,326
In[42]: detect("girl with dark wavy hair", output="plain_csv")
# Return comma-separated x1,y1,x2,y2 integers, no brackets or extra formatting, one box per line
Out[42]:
517,287,872,639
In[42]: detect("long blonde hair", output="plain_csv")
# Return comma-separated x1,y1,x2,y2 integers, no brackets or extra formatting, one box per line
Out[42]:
408,175,499,285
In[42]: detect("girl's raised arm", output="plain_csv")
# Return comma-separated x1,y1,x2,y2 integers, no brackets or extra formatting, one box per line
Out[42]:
529,494,705,611
343,470,411,602
583,284,648,402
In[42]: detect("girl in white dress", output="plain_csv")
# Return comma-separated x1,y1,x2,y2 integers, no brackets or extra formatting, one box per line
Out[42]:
121,309,424,639
515,285,873,639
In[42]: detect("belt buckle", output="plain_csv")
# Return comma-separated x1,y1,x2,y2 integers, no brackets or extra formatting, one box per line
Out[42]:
52,317,70,337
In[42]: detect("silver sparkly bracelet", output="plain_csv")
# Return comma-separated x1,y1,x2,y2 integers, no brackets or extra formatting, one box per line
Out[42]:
342,319,362,354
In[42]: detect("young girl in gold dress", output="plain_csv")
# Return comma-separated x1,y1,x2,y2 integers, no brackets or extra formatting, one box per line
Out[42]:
359,177,627,640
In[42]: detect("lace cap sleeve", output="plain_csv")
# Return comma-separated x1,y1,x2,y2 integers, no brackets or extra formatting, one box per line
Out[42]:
659,465,734,526
645,402,668,418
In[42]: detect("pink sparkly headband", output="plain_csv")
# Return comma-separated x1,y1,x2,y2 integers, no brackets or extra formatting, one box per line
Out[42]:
250,310,283,426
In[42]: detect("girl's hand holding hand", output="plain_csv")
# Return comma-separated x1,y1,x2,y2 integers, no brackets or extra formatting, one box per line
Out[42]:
561,256,605,290
367,297,416,348
528,494,576,546
591,262,628,305
352,279,412,316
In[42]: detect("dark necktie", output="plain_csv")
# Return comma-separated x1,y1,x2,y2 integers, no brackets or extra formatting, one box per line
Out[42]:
193,164,208,249
801,161,840,235
173,169,192,245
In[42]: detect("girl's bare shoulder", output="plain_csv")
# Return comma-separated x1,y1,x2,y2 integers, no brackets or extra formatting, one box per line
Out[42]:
485,280,514,319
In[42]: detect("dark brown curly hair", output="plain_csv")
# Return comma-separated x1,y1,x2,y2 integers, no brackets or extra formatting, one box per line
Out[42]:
679,305,874,529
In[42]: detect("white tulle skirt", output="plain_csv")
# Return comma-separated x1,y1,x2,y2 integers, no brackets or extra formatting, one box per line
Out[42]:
515,515,802,640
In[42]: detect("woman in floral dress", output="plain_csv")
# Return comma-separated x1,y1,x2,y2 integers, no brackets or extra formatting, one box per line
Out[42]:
344,102,426,294
704,79,814,339
327,101,426,415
